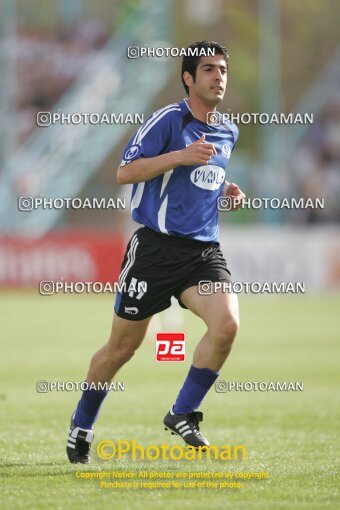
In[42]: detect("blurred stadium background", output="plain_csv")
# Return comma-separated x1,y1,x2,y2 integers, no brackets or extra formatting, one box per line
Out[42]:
0,0,339,291
0,0,340,290
0,0,340,291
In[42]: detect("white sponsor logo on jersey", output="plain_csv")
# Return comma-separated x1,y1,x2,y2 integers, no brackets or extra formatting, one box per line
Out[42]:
190,165,225,190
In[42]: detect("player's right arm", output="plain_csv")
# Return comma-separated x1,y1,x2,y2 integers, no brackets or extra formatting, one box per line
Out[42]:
117,134,216,185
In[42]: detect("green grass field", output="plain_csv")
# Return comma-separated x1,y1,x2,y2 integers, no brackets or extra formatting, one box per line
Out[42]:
1,292,339,510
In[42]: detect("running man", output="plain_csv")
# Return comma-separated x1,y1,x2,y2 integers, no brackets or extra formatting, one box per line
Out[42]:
67,40,244,463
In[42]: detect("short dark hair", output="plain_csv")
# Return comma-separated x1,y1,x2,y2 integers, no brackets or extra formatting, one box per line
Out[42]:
181,41,229,94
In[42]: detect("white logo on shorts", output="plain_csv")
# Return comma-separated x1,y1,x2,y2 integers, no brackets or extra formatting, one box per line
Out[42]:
124,306,139,315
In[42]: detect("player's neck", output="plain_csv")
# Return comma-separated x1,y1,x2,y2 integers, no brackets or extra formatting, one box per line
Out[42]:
186,97,218,124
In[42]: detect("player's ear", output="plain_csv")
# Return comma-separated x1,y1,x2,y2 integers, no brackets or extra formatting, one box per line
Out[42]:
183,71,193,90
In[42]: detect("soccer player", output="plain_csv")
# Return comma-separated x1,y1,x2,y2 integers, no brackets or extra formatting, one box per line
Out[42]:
67,40,244,463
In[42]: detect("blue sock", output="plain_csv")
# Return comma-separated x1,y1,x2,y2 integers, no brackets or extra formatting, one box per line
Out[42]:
173,365,219,414
74,388,108,429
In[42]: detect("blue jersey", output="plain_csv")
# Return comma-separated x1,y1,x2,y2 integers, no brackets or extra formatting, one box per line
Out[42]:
119,99,239,242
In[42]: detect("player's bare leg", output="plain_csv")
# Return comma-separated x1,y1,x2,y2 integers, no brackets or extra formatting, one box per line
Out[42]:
86,314,152,384
67,314,152,463
163,286,239,447
180,286,239,371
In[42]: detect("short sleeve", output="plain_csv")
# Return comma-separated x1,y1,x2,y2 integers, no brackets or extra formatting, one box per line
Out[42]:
119,106,180,167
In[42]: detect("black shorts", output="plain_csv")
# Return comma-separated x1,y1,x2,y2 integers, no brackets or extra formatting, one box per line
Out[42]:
114,227,231,321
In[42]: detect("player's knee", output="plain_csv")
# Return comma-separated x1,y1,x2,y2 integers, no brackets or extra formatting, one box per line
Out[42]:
209,317,239,359
106,337,138,366
209,313,239,346
228,314,239,340
114,345,136,365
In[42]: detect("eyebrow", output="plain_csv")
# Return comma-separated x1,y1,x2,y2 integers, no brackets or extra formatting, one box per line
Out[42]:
200,63,227,70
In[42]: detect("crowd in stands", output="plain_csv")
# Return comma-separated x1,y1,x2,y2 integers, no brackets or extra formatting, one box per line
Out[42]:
5,21,339,224
16,19,109,143
289,94,340,223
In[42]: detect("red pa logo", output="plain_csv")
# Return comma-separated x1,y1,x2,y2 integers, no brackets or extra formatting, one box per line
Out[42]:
155,333,185,362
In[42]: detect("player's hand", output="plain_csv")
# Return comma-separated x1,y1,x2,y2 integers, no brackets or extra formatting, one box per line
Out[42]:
223,182,246,210
177,134,217,166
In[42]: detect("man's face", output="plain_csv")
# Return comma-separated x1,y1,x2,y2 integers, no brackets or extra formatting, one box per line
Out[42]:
186,55,227,106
